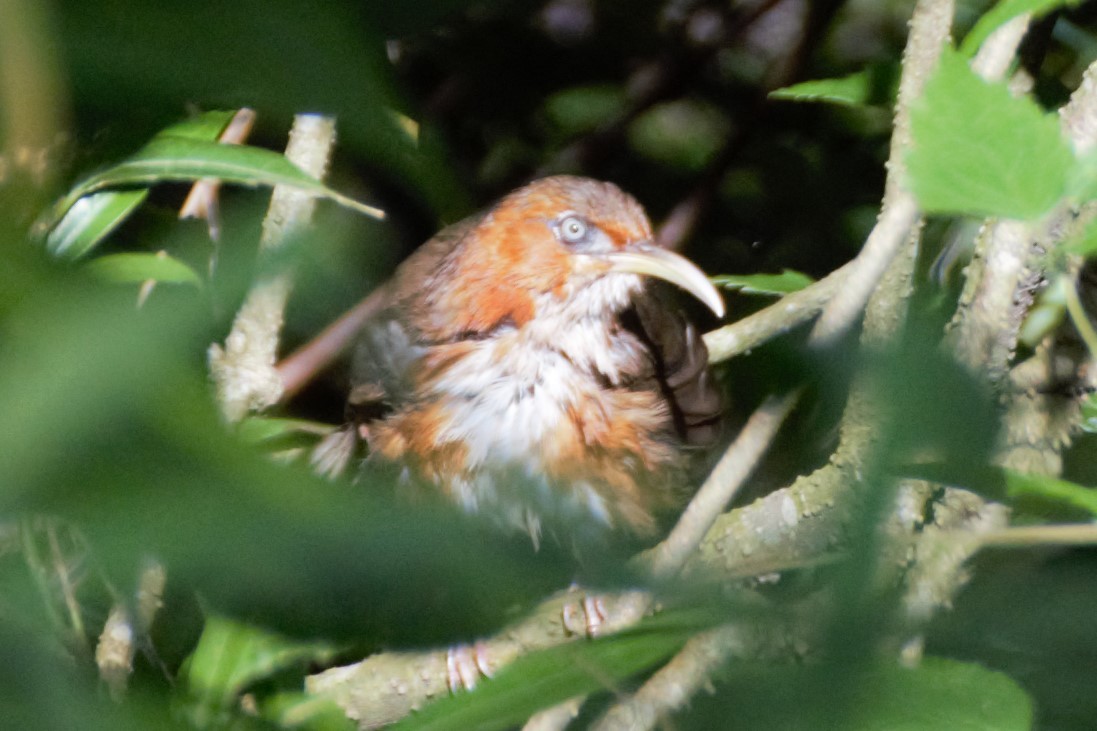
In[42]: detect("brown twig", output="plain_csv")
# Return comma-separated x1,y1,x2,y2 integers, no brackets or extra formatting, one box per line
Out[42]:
276,285,390,402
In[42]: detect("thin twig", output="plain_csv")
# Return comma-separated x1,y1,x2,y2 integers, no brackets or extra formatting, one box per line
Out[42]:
179,107,257,242
643,390,802,579
971,14,1031,79
703,260,854,362
808,0,961,346
1062,272,1097,358
276,285,389,402
808,196,921,346
590,625,745,731
46,521,86,647
978,523,1097,548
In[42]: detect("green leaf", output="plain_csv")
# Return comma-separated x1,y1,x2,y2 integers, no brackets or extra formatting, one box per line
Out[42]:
545,84,626,135
961,0,1082,57
1064,150,1097,208
712,269,815,296
159,109,238,141
1063,214,1097,256
41,110,238,260
851,657,1031,730
389,616,696,731
1018,276,1067,347
40,137,384,239
1005,469,1097,515
713,657,1032,730
237,416,336,445
181,615,339,727
628,100,730,172
769,63,898,108
907,48,1073,220
44,189,150,259
85,252,203,287
1083,393,1097,433
262,692,355,731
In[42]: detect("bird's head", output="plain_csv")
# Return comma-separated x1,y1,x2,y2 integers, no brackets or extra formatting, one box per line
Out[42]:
418,176,724,338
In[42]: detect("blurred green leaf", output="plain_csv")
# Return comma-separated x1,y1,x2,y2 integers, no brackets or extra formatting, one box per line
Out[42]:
45,189,150,259
769,63,898,108
181,614,338,727
960,0,1081,57
43,110,237,259
40,136,384,241
237,416,336,445
849,657,1032,730
628,100,730,172
1062,215,1097,256
1064,150,1097,209
388,615,700,731
1018,276,1067,348
159,109,238,141
907,48,1073,220
1005,470,1097,515
1017,301,1066,348
545,84,626,135
55,0,469,218
0,281,583,646
712,269,814,296
85,252,203,287
262,692,355,731
697,657,1032,730
1082,394,1097,434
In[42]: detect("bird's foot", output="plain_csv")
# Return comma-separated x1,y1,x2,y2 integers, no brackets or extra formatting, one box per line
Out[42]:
561,586,607,638
446,640,494,693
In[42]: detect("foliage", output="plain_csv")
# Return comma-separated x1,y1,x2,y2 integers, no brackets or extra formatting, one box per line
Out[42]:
4,1,1097,730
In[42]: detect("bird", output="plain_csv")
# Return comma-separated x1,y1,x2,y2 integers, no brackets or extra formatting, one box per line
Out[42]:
340,175,724,544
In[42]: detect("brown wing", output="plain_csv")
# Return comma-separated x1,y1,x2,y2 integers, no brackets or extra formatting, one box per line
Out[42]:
312,216,483,478
624,288,723,448
348,215,482,424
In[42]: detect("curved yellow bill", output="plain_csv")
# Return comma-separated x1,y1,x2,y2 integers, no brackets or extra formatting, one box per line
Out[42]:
600,244,725,318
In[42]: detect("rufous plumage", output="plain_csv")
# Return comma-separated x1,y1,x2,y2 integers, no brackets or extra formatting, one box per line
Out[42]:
346,176,724,541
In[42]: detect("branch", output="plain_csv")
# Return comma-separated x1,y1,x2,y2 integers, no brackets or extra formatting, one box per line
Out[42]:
208,115,336,421
1060,57,1097,154
703,262,854,363
978,523,1097,548
96,560,166,699
808,0,957,346
642,390,801,579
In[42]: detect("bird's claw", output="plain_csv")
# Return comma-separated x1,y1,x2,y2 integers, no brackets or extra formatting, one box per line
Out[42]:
446,641,493,693
561,590,607,638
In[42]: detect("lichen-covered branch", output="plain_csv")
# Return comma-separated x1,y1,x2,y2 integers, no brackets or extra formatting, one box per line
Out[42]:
589,618,809,731
96,560,166,699
806,0,954,346
644,390,802,579
209,115,337,422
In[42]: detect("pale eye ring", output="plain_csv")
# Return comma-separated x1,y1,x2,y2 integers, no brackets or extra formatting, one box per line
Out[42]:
556,214,589,245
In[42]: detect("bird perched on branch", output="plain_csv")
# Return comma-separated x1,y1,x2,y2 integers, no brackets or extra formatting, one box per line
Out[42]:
341,176,724,543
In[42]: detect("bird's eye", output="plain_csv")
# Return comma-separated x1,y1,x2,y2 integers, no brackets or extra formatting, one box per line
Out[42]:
555,215,589,245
